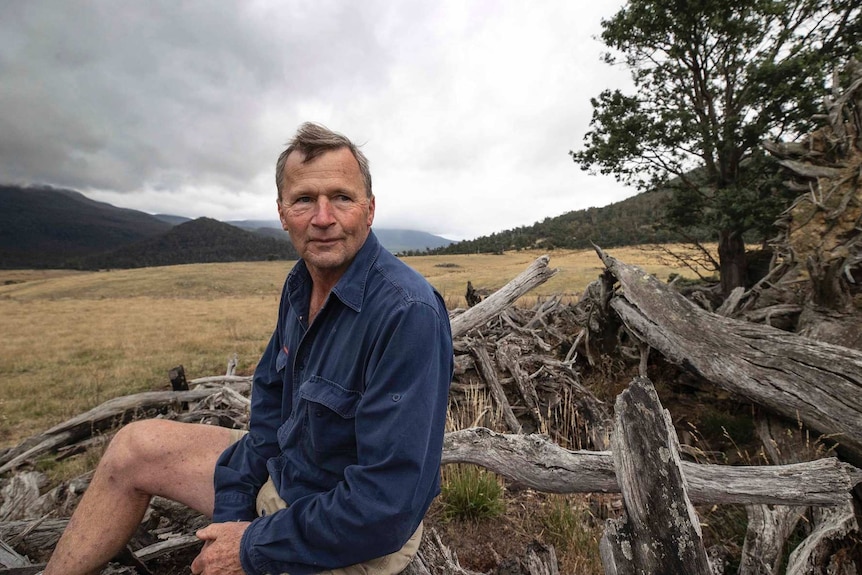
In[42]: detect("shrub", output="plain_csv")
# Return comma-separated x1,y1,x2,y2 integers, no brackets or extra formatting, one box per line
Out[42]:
440,464,505,521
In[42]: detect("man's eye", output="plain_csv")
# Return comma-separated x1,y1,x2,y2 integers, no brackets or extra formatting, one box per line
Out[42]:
296,197,312,204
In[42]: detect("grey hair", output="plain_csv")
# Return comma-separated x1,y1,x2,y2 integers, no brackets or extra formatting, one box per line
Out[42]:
275,122,372,199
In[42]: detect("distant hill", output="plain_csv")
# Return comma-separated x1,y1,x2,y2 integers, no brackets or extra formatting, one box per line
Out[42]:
0,185,172,268
226,220,452,253
373,229,453,254
154,214,192,226
75,217,298,269
0,185,453,269
430,188,708,255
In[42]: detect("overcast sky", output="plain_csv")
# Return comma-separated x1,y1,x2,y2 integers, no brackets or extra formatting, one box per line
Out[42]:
1,1,634,241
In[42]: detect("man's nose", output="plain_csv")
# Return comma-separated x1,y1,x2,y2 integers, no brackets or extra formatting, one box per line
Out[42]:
311,197,336,226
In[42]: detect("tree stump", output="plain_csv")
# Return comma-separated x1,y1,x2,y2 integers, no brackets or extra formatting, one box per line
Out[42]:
600,377,712,574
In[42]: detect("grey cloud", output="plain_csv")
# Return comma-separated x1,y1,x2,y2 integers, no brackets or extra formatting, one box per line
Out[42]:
0,1,393,193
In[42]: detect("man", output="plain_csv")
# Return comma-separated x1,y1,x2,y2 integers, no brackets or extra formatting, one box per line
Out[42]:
43,123,454,575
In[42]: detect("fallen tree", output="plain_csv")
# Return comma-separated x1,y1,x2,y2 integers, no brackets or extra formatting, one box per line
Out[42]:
592,247,862,464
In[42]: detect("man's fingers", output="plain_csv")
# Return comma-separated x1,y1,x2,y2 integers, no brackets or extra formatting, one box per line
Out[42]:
190,550,205,574
196,524,216,541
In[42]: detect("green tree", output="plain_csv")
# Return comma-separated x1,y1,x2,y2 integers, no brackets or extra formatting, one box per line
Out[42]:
571,0,861,294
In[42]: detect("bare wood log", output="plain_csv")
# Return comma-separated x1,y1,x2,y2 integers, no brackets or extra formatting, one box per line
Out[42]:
739,504,807,575
524,295,562,330
500,311,552,351
742,304,802,327
450,256,557,338
452,354,474,376
0,386,246,474
0,472,43,521
464,281,482,307
596,248,862,463
225,353,238,377
168,365,188,392
785,503,861,574
470,344,521,433
0,567,44,575
188,375,252,387
495,341,544,432
599,377,712,574
0,519,68,553
524,542,560,575
761,139,819,159
776,159,845,180
135,534,200,562
570,270,620,366
442,428,862,506
32,471,93,519
401,528,483,575
738,414,813,575
716,286,746,317
0,540,29,569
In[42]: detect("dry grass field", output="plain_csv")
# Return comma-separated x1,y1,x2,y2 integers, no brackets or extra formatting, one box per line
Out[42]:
0,245,714,448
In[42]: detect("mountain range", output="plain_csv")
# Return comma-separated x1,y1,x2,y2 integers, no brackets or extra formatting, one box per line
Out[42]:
1,183,691,270
0,185,453,270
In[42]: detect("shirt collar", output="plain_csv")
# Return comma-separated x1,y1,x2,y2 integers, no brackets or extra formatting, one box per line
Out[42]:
287,230,380,313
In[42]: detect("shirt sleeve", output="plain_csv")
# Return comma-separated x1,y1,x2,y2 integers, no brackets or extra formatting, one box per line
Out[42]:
212,295,288,521
239,298,453,575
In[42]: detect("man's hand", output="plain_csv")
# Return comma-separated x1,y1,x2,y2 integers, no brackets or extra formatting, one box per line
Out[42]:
190,521,251,575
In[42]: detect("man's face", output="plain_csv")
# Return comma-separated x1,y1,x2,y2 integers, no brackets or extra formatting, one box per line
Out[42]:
277,147,375,282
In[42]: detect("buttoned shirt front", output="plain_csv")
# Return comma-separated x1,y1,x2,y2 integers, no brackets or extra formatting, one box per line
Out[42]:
212,231,453,575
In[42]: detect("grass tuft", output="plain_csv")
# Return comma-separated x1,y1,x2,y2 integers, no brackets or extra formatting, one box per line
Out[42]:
440,464,506,521
541,495,603,571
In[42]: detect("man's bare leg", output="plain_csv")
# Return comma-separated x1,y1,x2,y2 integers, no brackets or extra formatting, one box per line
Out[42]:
43,419,232,575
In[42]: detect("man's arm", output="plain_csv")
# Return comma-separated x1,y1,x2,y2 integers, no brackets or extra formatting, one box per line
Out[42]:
238,299,453,575
212,322,286,521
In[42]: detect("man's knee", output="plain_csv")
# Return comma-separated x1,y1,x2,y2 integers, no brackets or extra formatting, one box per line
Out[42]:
101,419,188,475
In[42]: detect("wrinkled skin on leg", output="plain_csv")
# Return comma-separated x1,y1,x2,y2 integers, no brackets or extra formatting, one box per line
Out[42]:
44,420,232,575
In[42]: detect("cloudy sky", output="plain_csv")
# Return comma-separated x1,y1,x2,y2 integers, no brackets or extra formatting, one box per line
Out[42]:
1,1,634,241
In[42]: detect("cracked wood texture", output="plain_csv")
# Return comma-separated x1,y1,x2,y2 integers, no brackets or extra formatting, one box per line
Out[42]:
449,255,557,338
600,377,712,575
442,428,861,506
598,249,862,464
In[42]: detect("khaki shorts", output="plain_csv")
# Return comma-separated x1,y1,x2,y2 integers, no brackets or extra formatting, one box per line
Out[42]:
228,429,422,575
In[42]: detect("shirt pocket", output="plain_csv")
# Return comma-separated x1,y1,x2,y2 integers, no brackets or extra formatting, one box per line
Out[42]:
275,346,289,373
299,376,361,455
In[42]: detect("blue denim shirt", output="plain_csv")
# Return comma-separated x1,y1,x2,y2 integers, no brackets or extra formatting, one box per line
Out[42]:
212,231,453,575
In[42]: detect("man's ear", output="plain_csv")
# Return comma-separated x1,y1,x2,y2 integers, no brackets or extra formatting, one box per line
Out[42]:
277,199,289,231
366,195,375,227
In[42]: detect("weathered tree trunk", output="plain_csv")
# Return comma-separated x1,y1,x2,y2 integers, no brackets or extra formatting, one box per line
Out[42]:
718,229,748,296
761,58,862,349
470,343,522,433
785,503,861,574
739,503,807,575
592,248,862,465
600,377,712,574
0,380,251,474
442,427,861,506
738,415,815,575
450,255,557,338
401,528,483,575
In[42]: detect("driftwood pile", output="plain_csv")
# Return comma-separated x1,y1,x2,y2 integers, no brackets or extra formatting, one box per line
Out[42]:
1,248,860,574
3,61,862,575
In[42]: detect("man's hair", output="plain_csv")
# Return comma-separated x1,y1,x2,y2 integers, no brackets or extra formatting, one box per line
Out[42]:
275,122,372,199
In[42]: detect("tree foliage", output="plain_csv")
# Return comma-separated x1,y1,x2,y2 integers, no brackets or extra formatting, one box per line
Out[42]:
428,188,697,256
571,0,862,293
